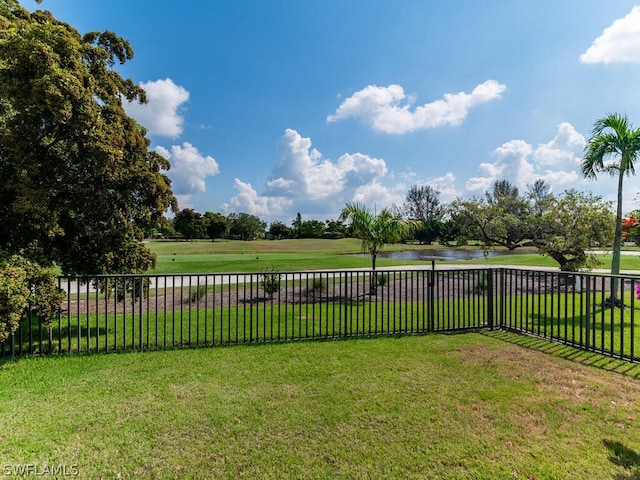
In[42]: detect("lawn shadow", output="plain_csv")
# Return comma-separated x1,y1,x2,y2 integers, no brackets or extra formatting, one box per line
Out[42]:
482,330,640,378
603,439,640,480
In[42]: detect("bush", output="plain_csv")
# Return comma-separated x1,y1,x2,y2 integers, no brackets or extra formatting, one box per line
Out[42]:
187,284,208,304
260,267,281,299
310,277,325,293
0,254,64,343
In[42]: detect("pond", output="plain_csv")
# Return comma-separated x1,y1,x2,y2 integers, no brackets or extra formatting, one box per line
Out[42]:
373,248,528,261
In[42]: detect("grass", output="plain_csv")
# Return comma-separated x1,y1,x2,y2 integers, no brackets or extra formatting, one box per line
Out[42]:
2,333,640,479
449,252,640,271
147,238,430,273
144,239,640,274
13,297,475,355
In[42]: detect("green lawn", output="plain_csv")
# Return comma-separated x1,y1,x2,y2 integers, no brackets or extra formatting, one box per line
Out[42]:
15,287,638,361
456,252,640,271
144,239,640,274
2,333,640,479
147,238,429,273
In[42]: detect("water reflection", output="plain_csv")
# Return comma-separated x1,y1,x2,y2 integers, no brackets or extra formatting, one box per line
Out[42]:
375,248,526,261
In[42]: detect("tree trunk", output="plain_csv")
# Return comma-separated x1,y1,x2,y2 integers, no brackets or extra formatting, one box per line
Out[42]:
609,171,624,304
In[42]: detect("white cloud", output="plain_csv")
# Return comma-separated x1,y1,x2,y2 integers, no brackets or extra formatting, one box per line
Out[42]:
156,142,220,204
224,129,402,220
125,78,189,137
534,122,585,167
327,80,507,134
424,173,459,203
269,129,388,200
465,123,584,193
352,181,406,209
580,6,640,64
221,179,291,217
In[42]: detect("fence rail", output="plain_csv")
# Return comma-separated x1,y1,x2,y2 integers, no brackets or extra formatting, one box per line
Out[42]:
2,267,639,362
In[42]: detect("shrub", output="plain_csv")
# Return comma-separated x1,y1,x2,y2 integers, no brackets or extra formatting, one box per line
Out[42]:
310,277,325,293
0,254,64,343
187,284,208,303
260,267,281,299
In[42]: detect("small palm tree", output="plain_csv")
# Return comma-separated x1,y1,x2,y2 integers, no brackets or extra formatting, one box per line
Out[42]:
582,113,640,303
340,202,414,270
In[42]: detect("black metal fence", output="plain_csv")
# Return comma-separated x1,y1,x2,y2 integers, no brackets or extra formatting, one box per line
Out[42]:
2,267,639,362
497,268,639,362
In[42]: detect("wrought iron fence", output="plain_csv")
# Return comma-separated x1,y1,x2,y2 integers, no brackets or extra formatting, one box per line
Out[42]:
497,268,639,362
2,266,639,362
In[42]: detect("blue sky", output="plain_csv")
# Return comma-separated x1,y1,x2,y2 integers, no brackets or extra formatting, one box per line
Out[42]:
22,0,640,223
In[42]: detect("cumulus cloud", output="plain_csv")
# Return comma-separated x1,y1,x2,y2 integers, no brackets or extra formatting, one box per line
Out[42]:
125,78,189,137
221,179,292,217
224,129,402,219
156,142,220,204
327,80,507,134
534,122,586,167
268,129,388,201
465,123,585,193
580,6,640,64
351,181,406,209
424,173,459,203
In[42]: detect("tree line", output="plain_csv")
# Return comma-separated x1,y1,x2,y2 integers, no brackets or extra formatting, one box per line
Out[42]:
166,209,353,242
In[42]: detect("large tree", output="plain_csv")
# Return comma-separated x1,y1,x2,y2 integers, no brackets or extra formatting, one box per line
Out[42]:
402,184,445,245
299,219,326,238
228,213,266,241
174,209,206,241
582,113,640,301
340,202,414,270
268,221,290,239
527,179,554,216
204,211,229,241
533,190,614,272
0,1,176,275
452,180,531,250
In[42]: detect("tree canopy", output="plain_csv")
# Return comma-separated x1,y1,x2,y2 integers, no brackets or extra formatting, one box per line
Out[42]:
532,190,614,272
174,209,206,241
452,180,531,250
204,211,229,241
402,184,444,245
340,202,414,270
228,213,266,241
0,1,176,275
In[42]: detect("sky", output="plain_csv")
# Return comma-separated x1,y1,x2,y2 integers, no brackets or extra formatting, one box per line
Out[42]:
20,0,640,223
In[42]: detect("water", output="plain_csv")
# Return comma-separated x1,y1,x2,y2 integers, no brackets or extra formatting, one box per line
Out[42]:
373,248,525,261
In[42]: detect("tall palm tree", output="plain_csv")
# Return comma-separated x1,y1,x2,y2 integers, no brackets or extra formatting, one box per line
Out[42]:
340,202,414,270
582,113,640,303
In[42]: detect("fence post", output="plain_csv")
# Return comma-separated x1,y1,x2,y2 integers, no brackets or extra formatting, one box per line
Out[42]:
585,275,591,351
487,268,494,330
428,260,435,332
138,278,144,349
